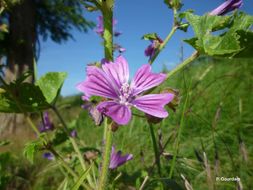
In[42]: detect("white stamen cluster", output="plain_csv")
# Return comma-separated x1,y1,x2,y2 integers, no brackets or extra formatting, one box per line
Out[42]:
119,83,132,106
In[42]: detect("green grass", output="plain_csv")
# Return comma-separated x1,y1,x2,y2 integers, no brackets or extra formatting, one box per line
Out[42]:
1,56,253,189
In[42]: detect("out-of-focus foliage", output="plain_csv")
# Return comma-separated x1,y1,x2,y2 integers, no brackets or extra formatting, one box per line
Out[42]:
0,72,67,112
35,0,95,43
0,0,94,59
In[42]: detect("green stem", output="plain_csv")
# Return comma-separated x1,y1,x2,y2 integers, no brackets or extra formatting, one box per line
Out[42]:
149,26,178,65
70,137,93,182
102,1,114,61
98,122,113,190
52,106,94,187
25,114,41,135
166,51,199,79
97,2,114,189
169,83,190,178
148,123,161,176
149,7,178,65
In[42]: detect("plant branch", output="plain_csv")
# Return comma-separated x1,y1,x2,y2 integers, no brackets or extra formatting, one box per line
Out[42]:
148,123,161,176
149,26,178,65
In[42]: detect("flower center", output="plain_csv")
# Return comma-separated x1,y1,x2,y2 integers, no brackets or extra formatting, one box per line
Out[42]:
119,83,132,106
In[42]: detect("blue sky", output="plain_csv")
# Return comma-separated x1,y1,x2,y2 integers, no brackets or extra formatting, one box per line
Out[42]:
37,0,253,96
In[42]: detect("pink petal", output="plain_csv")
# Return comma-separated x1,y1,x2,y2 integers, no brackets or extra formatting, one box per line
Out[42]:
131,64,166,96
132,93,174,118
76,66,119,99
97,101,131,125
102,56,129,88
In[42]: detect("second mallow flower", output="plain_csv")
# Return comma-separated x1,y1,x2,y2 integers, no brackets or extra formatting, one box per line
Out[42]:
77,56,174,125
145,37,163,61
109,146,133,169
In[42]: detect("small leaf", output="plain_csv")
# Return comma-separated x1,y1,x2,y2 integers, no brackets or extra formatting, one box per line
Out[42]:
36,72,67,104
23,140,41,164
52,130,69,146
142,33,159,41
177,10,194,19
178,23,189,32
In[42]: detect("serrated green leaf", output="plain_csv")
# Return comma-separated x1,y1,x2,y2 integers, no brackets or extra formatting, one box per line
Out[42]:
0,82,49,113
230,12,253,32
184,12,253,58
185,13,231,38
202,32,241,56
23,140,41,164
235,30,253,58
16,83,49,111
184,37,203,52
36,72,67,104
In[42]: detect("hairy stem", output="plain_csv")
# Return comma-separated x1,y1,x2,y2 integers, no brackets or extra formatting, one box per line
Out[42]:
98,1,115,189
98,121,113,190
102,0,114,62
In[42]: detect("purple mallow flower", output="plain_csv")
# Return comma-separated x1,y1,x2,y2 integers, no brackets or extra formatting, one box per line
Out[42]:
109,146,133,169
95,15,121,37
43,152,55,160
39,112,54,133
210,0,243,16
145,38,163,60
77,56,174,125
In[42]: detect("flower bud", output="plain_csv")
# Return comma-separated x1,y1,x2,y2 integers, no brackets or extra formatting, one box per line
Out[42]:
111,122,119,132
166,0,183,10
